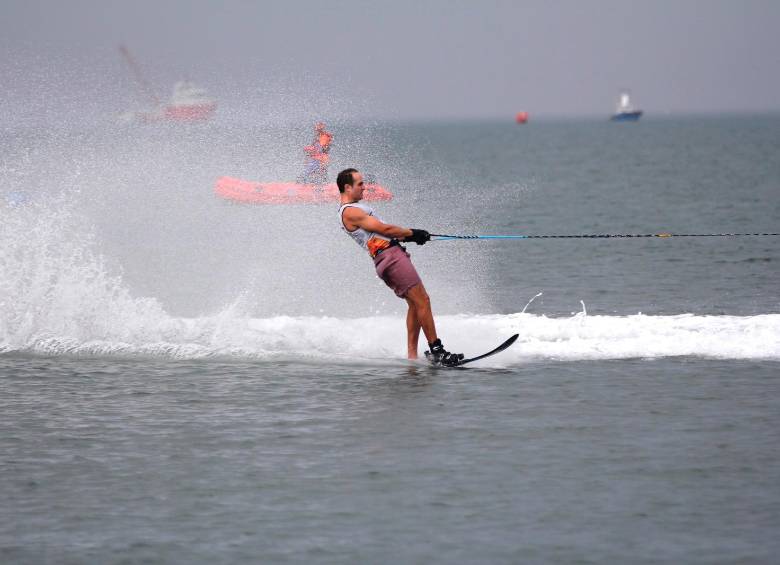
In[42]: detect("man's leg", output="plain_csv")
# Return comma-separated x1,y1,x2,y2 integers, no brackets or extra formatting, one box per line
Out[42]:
300,160,318,183
312,167,327,186
404,283,437,359
406,305,421,359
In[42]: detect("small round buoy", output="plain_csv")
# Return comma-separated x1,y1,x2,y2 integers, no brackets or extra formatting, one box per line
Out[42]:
515,112,529,124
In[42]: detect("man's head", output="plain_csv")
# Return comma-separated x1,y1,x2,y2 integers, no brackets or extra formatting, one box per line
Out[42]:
315,122,326,131
337,168,363,197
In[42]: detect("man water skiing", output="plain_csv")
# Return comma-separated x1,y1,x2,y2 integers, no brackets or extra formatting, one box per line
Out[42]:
337,168,464,366
299,122,333,185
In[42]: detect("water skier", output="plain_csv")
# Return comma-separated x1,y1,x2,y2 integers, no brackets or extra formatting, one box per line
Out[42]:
337,168,464,366
299,122,333,185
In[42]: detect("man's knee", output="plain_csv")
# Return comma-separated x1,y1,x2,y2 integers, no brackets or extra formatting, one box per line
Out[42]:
407,284,430,309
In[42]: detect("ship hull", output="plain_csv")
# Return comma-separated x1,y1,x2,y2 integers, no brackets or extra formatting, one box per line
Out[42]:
164,102,217,121
611,111,643,122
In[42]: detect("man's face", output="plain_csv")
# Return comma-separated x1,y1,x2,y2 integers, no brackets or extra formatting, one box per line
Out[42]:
347,172,364,200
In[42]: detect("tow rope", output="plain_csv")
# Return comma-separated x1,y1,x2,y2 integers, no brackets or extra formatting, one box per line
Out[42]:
430,232,779,241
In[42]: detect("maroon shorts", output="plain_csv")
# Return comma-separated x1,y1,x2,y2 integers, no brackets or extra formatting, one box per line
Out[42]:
373,245,422,298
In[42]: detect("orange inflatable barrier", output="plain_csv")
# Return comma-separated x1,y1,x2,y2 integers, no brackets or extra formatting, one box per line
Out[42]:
214,176,393,205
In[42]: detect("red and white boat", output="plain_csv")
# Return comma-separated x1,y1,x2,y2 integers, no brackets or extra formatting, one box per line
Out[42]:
215,176,394,205
118,45,216,123
162,81,216,121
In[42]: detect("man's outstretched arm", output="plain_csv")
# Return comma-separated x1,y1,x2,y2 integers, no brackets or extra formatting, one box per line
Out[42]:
344,208,430,245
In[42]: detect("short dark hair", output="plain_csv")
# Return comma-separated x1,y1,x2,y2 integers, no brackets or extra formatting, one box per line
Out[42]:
336,168,358,193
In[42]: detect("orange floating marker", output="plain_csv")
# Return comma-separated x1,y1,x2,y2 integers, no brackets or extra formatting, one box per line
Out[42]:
515,111,529,124
214,176,393,205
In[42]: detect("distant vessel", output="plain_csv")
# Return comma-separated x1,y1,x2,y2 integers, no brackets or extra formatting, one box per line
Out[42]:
214,176,393,205
610,91,642,122
118,45,216,123
162,81,216,121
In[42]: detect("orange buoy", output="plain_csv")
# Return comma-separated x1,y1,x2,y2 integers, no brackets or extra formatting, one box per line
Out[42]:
515,111,529,124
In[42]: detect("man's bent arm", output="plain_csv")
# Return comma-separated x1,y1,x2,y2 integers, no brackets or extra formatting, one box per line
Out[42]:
344,208,413,240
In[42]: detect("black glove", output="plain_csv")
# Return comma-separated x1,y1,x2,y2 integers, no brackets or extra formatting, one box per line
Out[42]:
406,229,430,245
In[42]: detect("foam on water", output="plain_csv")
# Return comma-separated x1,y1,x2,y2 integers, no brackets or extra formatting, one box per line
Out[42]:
2,199,778,363
4,310,780,363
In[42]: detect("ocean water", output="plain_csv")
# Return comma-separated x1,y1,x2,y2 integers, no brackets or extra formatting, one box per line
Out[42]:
1,116,779,563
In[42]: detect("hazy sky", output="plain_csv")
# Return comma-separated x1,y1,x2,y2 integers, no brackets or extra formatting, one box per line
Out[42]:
2,0,780,122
